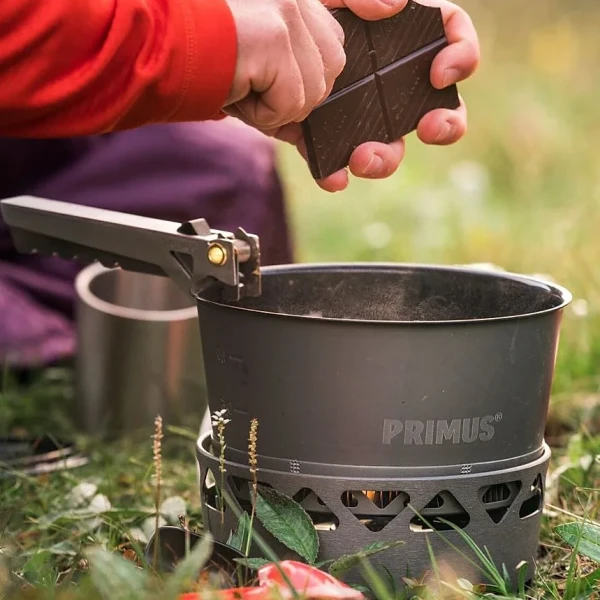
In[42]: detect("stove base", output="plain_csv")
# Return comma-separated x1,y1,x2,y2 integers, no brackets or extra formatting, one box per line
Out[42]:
196,433,550,588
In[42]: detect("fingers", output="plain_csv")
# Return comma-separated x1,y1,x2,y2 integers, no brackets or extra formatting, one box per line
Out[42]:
413,1,478,148
318,139,407,192
311,138,406,191
318,169,351,192
260,0,478,191
417,0,480,89
322,0,408,21
274,123,350,192
348,139,406,178
295,0,347,120
224,0,345,130
417,95,467,146
432,39,479,89
274,123,406,192
234,44,306,130
309,96,465,190
284,9,330,122
323,0,479,90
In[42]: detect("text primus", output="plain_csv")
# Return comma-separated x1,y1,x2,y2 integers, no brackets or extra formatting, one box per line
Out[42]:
382,414,503,445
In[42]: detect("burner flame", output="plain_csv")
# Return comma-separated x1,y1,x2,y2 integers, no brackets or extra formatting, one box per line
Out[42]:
340,490,403,508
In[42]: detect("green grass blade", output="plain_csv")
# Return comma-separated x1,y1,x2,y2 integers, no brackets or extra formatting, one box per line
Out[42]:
359,557,393,600
163,532,213,597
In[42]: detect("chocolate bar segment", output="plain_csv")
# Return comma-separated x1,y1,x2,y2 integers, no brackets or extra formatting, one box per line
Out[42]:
330,9,373,94
303,76,387,182
301,0,460,180
367,1,446,69
376,38,456,141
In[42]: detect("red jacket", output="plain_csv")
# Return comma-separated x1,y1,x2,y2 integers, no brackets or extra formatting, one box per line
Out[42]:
0,0,237,137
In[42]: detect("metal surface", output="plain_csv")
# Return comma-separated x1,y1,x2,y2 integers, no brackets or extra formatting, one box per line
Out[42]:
197,432,550,587
195,263,570,475
0,195,261,301
144,526,246,585
75,263,208,435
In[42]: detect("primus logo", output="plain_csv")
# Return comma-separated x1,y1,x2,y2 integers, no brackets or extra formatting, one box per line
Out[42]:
382,413,503,445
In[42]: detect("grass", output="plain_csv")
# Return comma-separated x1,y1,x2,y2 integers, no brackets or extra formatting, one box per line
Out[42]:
1,0,600,598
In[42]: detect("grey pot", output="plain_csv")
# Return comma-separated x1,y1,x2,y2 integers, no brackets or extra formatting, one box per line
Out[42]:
194,263,570,587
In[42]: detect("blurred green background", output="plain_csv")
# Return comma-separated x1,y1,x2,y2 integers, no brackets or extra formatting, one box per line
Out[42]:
277,0,600,398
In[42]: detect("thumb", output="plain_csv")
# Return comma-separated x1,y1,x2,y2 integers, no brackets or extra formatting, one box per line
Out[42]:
322,0,408,20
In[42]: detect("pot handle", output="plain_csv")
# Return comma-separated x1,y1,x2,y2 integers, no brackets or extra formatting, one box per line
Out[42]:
0,195,260,300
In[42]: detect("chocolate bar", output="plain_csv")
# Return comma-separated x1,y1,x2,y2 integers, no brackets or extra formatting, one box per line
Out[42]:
301,0,460,180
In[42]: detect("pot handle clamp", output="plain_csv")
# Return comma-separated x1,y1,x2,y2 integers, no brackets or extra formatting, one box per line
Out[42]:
0,195,261,301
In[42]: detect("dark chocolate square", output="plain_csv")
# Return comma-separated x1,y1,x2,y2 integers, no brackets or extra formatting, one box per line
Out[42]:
367,1,446,69
330,9,373,94
376,39,460,140
302,76,388,180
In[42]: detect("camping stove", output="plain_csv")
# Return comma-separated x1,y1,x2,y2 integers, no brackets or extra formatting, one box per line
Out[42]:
0,197,571,587
195,264,570,586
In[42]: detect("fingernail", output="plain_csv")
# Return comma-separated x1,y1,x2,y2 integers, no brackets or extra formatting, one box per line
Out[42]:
435,120,456,144
363,153,384,176
442,68,460,88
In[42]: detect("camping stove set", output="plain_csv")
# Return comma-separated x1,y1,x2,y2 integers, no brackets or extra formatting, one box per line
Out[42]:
0,195,572,586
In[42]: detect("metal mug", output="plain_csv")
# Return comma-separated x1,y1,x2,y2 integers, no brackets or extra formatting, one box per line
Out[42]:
75,263,209,436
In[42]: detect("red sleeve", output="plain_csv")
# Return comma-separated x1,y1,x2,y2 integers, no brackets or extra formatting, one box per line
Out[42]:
0,0,237,137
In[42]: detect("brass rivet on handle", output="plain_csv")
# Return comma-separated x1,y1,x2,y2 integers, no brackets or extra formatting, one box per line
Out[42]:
207,243,228,266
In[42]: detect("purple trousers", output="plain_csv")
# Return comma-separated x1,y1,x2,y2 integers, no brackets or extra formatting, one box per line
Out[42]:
0,120,293,367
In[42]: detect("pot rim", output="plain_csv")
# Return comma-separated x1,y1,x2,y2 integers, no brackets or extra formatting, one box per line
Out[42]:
195,262,573,325
76,263,198,322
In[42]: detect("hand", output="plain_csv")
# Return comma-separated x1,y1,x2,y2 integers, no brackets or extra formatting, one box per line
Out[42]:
224,0,347,129
271,0,481,192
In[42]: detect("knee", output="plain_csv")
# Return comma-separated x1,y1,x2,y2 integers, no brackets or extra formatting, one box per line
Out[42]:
168,120,283,217
169,119,277,183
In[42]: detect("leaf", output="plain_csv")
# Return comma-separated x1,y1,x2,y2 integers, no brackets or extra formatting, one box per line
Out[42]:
555,521,600,563
582,566,600,589
234,557,271,571
315,559,335,569
227,512,252,553
164,532,213,597
47,541,80,557
255,485,319,564
328,540,405,580
21,551,57,587
349,585,371,594
87,547,148,600
20,541,80,559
